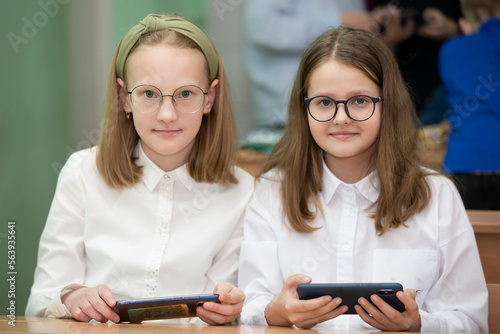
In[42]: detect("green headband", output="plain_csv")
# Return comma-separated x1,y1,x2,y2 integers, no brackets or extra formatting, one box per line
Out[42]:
115,14,219,81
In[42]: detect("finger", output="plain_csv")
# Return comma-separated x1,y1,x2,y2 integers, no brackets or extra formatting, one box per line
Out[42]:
403,289,416,300
203,300,241,317
297,297,342,319
294,302,349,329
87,287,119,323
283,274,312,298
97,285,118,307
284,274,312,289
354,304,385,330
398,291,419,316
369,294,404,324
197,306,218,325
197,305,233,325
77,301,109,323
357,296,385,318
213,281,232,294
70,306,92,322
89,296,119,323
218,288,245,305
297,295,334,312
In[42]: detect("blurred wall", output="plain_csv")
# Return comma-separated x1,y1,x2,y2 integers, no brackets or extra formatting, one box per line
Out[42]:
0,0,72,317
0,0,252,316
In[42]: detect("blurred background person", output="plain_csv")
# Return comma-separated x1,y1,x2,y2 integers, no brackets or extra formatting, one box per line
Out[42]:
370,0,462,126
242,0,367,152
439,0,500,209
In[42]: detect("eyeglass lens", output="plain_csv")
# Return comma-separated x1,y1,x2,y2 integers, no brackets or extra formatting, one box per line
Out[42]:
308,95,376,121
130,85,205,114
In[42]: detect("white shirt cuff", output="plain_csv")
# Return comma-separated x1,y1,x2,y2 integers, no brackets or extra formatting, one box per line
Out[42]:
44,284,86,318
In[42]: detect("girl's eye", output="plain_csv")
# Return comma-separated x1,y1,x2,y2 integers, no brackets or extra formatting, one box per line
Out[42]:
318,99,333,107
353,97,367,105
144,90,157,99
178,90,192,99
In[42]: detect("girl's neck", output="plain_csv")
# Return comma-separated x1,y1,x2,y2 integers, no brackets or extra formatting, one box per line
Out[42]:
324,153,374,184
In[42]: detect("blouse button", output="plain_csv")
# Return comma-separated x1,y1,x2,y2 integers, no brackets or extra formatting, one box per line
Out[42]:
164,174,170,181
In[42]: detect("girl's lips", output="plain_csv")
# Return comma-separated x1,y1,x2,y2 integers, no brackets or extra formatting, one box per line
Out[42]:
330,131,357,140
153,129,181,137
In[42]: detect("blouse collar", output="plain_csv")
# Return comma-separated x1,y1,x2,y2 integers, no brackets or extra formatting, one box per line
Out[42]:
321,159,380,204
135,141,196,192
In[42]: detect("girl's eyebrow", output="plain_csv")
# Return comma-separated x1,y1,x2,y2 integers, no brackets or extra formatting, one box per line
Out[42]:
308,89,378,98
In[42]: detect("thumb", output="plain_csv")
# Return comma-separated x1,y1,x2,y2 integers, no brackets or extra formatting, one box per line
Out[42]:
404,288,417,300
284,274,312,294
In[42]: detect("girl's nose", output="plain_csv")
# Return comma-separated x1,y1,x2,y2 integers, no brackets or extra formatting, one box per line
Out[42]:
332,103,352,124
157,96,178,122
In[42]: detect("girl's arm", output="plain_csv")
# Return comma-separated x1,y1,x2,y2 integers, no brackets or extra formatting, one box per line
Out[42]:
26,151,118,322
418,176,488,332
197,169,254,324
238,175,347,327
238,176,284,325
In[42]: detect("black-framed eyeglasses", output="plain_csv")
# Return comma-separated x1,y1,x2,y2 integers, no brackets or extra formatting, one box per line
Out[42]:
304,95,383,122
127,84,208,114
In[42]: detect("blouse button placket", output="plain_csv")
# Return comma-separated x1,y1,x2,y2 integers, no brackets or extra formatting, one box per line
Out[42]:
145,174,173,297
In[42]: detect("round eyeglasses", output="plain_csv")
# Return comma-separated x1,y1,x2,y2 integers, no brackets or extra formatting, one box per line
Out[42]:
127,84,208,114
304,95,383,122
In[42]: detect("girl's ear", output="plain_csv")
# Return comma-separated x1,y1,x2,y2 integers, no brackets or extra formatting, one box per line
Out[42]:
117,78,132,112
203,79,219,115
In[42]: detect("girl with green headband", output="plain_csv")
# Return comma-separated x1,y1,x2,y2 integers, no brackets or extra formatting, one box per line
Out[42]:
26,14,254,325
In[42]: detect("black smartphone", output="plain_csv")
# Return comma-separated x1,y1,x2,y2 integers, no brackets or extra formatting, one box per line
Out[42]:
297,283,405,314
114,294,220,322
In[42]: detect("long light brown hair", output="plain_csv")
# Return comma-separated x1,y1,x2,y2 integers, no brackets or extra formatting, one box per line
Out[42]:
97,16,237,189
261,27,432,235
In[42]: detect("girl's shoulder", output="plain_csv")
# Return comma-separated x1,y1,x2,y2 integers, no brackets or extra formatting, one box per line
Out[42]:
252,168,283,197
230,166,256,193
421,167,458,195
58,147,99,181
233,165,256,183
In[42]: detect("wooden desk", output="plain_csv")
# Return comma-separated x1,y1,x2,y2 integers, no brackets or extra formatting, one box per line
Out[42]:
237,146,446,177
237,149,267,177
468,210,500,284
0,316,436,334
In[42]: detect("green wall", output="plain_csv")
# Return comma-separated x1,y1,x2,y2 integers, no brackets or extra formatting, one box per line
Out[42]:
1,0,206,317
113,0,206,47
0,0,71,317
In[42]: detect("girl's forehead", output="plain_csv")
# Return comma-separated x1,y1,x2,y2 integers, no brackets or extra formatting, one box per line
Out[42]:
306,59,380,95
125,44,209,87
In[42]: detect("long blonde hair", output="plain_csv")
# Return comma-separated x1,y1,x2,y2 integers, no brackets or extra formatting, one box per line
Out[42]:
261,27,431,235
97,16,237,189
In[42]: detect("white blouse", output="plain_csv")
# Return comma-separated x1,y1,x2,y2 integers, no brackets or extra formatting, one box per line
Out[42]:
239,163,488,332
26,143,254,318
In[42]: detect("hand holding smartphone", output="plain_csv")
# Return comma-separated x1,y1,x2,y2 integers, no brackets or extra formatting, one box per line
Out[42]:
297,283,405,314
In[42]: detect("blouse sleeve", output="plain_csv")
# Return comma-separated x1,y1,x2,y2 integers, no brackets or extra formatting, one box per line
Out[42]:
25,151,88,317
239,173,286,325
420,176,488,333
